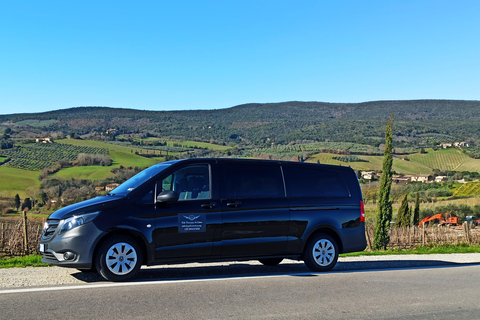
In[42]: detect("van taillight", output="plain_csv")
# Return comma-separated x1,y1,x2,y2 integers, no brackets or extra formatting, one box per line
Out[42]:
360,200,365,222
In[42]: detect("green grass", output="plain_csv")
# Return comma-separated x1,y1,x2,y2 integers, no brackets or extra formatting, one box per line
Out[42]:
0,255,50,268
0,167,41,198
55,139,159,179
52,165,114,180
341,243,480,257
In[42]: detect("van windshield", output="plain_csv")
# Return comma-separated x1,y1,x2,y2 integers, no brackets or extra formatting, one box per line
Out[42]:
108,162,175,196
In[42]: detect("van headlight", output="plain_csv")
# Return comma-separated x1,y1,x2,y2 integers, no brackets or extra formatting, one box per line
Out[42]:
60,212,100,234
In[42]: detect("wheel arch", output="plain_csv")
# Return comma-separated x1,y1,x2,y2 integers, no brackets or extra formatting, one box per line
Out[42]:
303,227,344,255
93,228,149,266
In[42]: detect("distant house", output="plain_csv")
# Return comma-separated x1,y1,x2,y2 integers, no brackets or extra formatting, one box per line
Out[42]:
361,171,377,180
36,137,53,143
95,186,105,192
440,142,469,148
410,175,433,183
105,183,120,192
435,176,447,183
392,177,410,184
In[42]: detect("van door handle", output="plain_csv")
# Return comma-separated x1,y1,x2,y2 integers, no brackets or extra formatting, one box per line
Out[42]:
226,201,242,208
201,202,217,209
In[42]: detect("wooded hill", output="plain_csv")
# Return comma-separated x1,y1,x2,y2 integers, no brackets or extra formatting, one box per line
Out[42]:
1,100,480,149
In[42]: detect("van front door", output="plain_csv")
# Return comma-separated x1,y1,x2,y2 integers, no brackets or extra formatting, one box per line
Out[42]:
219,162,289,257
153,163,221,260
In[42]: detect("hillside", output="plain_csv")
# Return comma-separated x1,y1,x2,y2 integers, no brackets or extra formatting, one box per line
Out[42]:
1,100,480,148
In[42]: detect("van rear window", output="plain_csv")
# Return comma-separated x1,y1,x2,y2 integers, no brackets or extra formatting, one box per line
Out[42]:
283,166,350,198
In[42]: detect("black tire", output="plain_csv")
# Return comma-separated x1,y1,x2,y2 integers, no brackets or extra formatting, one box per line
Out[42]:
95,235,143,282
303,233,338,272
258,258,284,266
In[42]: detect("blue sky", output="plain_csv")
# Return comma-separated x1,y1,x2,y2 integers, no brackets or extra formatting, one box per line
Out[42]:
1,1,479,114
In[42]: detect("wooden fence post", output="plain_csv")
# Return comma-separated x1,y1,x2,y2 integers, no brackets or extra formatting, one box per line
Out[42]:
23,210,28,254
463,221,470,243
365,227,372,251
1,222,4,250
422,223,426,246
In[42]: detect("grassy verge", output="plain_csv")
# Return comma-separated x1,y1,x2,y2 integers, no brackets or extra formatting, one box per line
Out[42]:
341,243,480,257
0,255,50,268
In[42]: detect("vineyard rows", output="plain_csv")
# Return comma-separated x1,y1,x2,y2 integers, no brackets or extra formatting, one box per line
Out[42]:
0,143,109,171
105,141,194,152
248,142,382,158
453,182,480,198
407,149,468,171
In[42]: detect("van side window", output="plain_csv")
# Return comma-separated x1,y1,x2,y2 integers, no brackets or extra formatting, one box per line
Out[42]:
160,164,211,200
283,166,350,198
222,164,284,199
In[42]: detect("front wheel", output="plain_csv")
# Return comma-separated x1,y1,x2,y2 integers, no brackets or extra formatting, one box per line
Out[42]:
95,235,143,282
303,233,338,272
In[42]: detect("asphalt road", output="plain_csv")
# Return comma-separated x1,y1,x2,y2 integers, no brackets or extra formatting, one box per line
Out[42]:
1,256,480,320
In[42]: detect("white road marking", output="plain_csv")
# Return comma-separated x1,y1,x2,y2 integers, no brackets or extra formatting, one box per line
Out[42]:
0,272,318,295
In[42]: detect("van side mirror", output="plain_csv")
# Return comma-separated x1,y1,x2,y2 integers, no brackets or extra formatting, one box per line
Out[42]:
156,190,179,203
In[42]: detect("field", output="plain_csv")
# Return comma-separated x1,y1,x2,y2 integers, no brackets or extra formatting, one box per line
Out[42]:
2,143,108,170
308,153,432,175
308,148,480,175
406,148,480,171
167,140,231,151
0,139,160,195
452,182,480,198
0,167,41,198
57,139,158,169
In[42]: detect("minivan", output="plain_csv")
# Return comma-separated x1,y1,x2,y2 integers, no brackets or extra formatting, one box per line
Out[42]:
40,158,366,281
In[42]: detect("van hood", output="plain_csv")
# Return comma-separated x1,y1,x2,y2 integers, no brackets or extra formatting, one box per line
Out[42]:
47,195,124,220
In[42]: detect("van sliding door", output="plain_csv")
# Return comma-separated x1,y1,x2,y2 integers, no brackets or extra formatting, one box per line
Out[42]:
219,162,289,257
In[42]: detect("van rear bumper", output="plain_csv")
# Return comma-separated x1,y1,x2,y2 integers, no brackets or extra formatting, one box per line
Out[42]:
339,224,367,253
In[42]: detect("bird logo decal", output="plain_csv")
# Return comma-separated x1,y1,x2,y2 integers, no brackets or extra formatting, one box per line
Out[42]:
184,215,200,221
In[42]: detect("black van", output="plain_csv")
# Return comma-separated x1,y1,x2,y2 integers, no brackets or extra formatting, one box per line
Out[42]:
40,158,366,281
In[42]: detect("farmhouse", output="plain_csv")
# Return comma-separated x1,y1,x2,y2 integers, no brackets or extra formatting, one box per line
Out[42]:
361,171,377,180
105,183,120,192
392,177,410,184
410,175,433,183
36,137,53,143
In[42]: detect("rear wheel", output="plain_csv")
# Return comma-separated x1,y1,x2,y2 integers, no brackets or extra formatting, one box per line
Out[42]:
95,235,142,282
258,258,283,266
303,233,338,272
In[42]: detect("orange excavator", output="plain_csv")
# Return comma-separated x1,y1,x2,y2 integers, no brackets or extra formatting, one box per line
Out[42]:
418,213,458,227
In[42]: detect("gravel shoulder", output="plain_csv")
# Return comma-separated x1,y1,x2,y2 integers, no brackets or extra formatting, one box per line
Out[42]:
2,253,480,289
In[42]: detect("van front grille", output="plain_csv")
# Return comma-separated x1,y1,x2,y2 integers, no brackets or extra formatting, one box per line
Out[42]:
41,219,60,241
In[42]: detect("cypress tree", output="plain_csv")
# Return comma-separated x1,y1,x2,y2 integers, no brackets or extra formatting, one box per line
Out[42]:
22,198,32,211
395,193,409,227
14,194,21,210
412,193,420,226
373,114,394,250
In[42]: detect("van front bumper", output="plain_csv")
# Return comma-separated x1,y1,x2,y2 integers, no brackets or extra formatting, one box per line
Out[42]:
40,221,103,269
